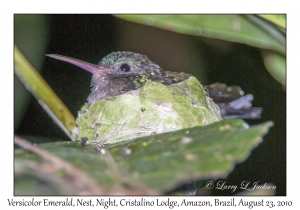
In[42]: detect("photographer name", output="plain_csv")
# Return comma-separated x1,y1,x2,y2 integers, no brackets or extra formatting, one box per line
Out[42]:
206,180,276,193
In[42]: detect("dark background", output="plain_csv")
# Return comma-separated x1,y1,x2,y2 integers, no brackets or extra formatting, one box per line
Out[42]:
14,15,286,195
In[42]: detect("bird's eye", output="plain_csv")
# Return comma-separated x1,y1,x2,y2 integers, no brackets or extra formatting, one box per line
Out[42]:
120,63,131,72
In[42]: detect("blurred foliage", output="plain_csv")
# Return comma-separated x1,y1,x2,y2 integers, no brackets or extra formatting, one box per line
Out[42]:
116,15,286,85
15,119,272,195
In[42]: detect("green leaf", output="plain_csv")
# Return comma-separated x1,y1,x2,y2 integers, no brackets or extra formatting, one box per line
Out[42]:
257,14,286,29
15,119,273,194
14,136,152,195
116,15,285,55
109,119,273,191
262,50,286,86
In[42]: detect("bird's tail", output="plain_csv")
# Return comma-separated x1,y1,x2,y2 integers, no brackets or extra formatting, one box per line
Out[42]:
205,83,262,119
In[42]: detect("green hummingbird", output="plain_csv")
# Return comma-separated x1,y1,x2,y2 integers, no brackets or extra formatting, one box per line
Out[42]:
47,51,261,119
48,51,263,143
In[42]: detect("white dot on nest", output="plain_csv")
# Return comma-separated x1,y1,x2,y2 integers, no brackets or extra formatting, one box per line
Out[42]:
181,137,193,144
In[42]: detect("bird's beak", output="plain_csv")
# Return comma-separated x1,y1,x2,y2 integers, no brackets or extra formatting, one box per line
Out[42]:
46,54,110,74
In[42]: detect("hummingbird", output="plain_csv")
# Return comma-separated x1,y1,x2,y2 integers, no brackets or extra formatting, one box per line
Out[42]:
47,51,261,119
